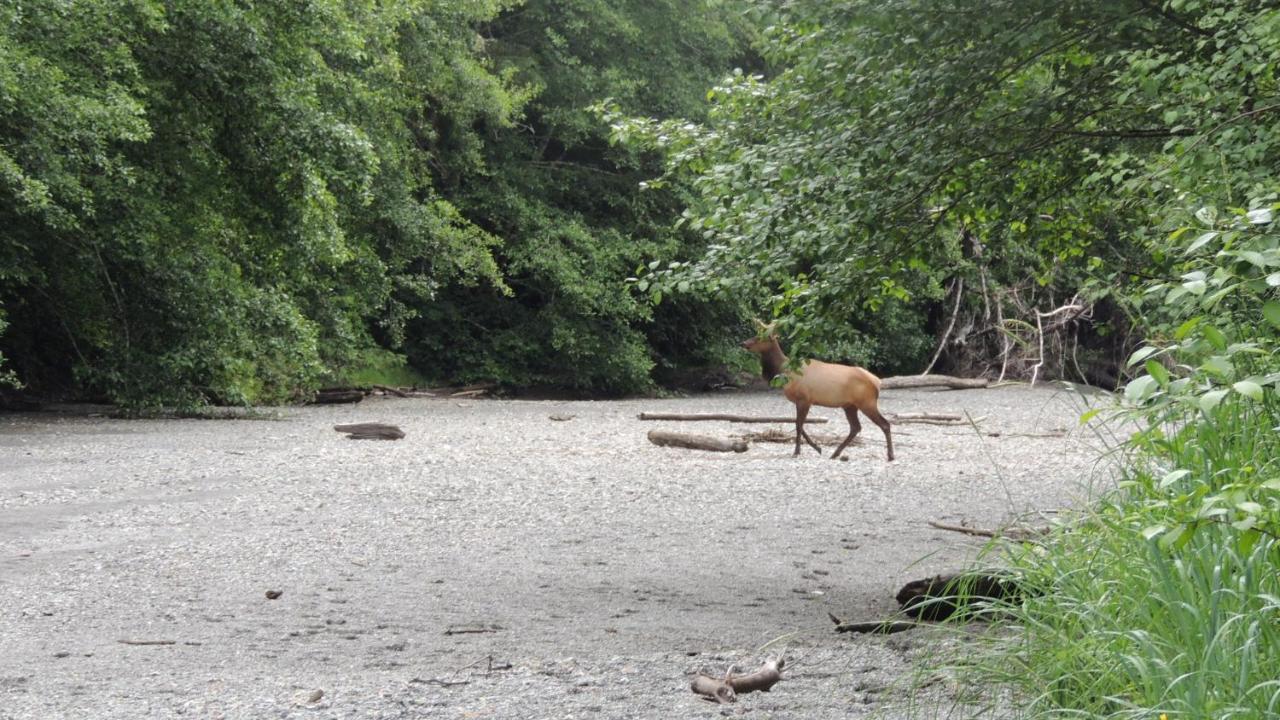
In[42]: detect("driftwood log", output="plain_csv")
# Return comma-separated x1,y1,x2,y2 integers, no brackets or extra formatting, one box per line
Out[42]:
647,430,748,453
313,389,365,404
638,412,827,424
881,375,989,390
690,658,785,703
334,423,406,440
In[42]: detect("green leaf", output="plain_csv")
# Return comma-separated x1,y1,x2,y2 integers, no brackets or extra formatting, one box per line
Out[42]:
1159,469,1190,488
1145,360,1170,386
1078,408,1101,425
1126,346,1159,367
1198,388,1230,413
1236,501,1264,515
1125,375,1159,403
1203,325,1228,350
1232,380,1264,401
1237,529,1261,556
1201,355,1234,378
1174,317,1202,340
1184,231,1218,254
1264,300,1280,329
1141,525,1166,541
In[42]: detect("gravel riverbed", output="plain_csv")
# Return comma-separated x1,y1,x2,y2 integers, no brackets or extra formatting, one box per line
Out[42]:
0,385,1111,719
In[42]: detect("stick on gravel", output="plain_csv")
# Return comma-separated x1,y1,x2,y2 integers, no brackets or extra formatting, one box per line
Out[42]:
638,412,827,424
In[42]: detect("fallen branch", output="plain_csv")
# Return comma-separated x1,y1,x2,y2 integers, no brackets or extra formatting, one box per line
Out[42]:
887,412,983,426
927,520,1049,541
881,375,989,390
985,429,1067,438
827,613,919,635
443,625,501,636
690,658,785,703
647,430,748,453
638,412,826,424
888,412,962,422
371,384,409,398
117,639,176,646
450,382,497,398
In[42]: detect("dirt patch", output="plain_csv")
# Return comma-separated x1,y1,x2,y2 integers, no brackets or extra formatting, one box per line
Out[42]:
0,386,1109,718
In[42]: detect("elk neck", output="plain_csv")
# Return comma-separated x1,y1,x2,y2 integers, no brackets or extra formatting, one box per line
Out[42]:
759,342,788,382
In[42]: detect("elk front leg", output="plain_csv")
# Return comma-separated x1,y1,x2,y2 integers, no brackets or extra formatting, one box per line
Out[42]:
862,407,894,461
794,404,823,455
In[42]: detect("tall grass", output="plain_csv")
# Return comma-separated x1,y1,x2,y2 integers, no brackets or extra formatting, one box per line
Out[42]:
962,396,1280,719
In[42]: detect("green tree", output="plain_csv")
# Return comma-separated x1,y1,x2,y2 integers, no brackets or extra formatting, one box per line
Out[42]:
1,0,519,406
404,0,756,394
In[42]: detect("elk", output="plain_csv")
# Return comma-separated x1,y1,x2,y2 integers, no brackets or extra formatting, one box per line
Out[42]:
741,321,894,462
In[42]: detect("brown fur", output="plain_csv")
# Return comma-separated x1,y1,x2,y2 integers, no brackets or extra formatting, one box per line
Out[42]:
741,334,894,462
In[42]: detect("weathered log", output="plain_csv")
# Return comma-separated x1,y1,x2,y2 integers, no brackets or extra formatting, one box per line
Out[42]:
638,412,827,424
647,430,748,453
333,423,405,440
880,375,989,390
690,674,736,704
313,389,365,404
727,658,785,694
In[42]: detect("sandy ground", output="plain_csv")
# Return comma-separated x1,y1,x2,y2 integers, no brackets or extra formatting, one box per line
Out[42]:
0,385,1112,719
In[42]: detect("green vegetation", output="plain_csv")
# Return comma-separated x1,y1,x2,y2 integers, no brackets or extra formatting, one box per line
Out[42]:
0,0,753,406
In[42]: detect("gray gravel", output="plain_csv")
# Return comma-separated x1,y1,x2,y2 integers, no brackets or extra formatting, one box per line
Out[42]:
0,385,1111,719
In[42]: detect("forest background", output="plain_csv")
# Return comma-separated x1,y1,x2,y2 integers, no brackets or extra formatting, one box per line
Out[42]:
4,0,1275,409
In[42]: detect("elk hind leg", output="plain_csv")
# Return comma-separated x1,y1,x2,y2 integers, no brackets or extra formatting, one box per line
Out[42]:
831,406,863,460
862,406,894,461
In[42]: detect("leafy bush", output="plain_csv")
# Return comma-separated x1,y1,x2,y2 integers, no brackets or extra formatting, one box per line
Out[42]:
963,203,1280,718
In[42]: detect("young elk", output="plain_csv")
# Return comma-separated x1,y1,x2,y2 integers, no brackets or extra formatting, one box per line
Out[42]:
741,322,894,462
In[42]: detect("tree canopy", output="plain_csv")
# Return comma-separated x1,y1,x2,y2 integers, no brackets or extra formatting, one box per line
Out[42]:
613,0,1278,378
0,0,753,405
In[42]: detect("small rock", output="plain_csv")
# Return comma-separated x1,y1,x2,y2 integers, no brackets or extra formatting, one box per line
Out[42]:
306,689,324,704
265,590,283,600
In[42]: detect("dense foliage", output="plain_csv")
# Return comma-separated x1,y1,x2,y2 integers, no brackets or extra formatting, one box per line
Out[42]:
0,0,752,406
612,0,1278,380
404,0,756,393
